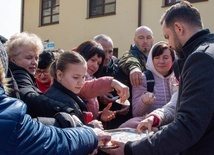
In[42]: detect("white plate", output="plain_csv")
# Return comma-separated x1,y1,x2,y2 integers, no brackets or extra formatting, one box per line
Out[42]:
105,128,147,143
115,99,130,106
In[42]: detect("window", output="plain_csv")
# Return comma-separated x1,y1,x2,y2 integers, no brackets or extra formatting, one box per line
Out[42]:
164,0,208,6
113,48,118,58
41,0,59,26
89,0,116,18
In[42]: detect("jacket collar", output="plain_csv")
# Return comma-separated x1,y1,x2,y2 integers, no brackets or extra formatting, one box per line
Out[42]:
8,61,36,83
52,80,87,111
173,29,211,81
182,29,210,58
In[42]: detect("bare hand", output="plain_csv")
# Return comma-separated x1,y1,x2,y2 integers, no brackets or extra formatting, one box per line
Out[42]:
101,102,116,122
111,79,130,103
100,140,125,155
136,116,154,133
93,128,111,144
141,92,156,105
89,120,104,130
129,68,142,87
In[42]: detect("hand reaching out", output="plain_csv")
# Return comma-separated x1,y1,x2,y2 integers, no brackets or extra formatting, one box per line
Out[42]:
136,116,155,133
129,68,142,87
89,120,104,130
100,140,125,155
101,102,116,122
111,79,130,103
141,92,156,105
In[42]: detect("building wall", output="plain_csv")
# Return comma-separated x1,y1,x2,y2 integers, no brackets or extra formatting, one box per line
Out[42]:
141,0,214,43
23,0,214,57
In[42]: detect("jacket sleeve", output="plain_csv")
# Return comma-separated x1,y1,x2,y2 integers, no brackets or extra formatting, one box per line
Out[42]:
148,91,178,126
124,52,214,155
24,92,75,117
118,51,142,75
16,102,98,155
132,74,150,117
78,76,114,100
13,73,74,118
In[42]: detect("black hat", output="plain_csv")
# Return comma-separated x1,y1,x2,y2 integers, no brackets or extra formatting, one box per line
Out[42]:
38,50,55,69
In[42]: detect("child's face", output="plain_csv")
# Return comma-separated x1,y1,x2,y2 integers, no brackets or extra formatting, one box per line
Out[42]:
57,63,87,94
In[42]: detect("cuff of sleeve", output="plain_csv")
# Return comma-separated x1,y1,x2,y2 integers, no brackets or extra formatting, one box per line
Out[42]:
124,141,133,155
147,114,160,127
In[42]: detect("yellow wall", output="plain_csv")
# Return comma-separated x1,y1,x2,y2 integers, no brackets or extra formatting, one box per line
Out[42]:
23,0,214,57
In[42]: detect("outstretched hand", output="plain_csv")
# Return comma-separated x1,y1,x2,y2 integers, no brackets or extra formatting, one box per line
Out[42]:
141,92,156,105
111,79,130,103
129,68,142,87
136,116,155,133
100,140,125,155
101,102,116,122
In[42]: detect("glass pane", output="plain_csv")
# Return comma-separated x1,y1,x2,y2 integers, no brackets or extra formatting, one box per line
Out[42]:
43,1,51,8
105,4,115,14
53,6,59,14
105,0,115,3
90,6,103,16
52,15,59,22
52,0,59,6
43,8,51,16
91,0,103,6
43,16,51,24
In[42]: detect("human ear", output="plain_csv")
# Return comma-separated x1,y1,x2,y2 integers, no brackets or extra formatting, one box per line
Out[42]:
56,70,63,81
10,57,16,63
174,22,184,35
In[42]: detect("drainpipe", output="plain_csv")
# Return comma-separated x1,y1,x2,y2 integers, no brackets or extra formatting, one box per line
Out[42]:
21,0,25,32
138,0,142,27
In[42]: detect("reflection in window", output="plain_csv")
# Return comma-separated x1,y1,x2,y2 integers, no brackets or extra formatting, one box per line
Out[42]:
89,0,116,18
41,0,59,25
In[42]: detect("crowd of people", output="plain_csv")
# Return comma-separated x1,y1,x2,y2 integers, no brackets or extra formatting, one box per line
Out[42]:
0,1,214,155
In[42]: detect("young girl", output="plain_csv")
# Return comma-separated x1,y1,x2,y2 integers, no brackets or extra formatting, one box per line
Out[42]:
120,41,178,128
74,40,116,123
45,50,129,127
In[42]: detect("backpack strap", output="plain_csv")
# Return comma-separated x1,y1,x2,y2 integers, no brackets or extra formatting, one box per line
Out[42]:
144,70,155,92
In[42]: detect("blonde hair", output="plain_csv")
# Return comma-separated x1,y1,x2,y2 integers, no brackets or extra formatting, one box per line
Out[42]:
5,32,44,59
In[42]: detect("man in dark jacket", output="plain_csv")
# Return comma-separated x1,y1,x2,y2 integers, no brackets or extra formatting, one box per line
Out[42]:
102,1,214,155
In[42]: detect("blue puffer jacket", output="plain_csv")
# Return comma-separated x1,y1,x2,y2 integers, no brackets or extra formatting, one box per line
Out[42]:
0,85,98,155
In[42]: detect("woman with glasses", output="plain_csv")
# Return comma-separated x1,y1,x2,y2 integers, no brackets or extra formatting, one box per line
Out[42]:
35,50,55,93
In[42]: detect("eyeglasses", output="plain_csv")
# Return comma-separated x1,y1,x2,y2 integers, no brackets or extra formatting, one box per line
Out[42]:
36,69,49,76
